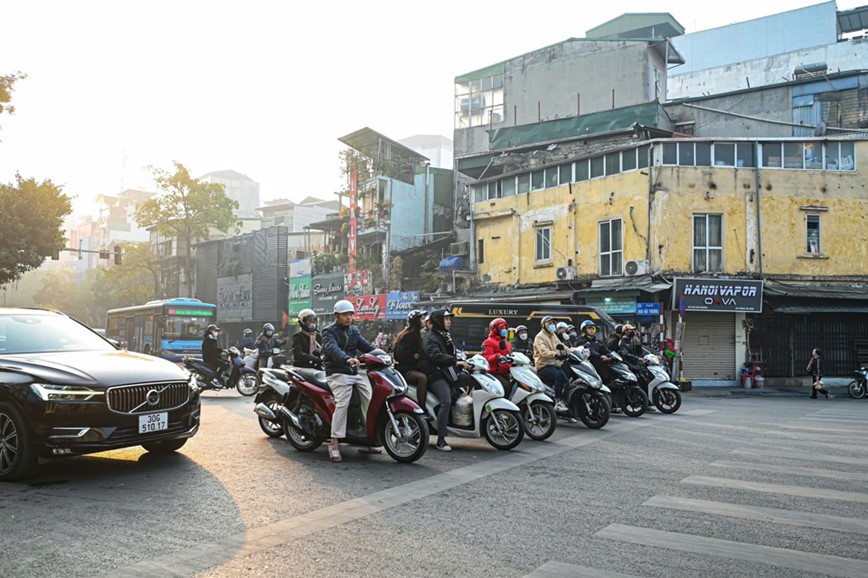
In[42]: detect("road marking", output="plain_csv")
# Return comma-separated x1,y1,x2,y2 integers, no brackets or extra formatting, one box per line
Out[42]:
525,561,643,578
753,437,868,454
799,416,867,424
757,430,867,444
711,459,868,482
732,447,868,466
682,475,868,503
595,524,868,578
644,495,868,535
99,409,710,577
781,424,867,435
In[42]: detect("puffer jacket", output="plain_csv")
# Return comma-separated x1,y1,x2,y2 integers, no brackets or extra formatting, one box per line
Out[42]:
321,321,374,376
533,329,563,369
482,331,512,374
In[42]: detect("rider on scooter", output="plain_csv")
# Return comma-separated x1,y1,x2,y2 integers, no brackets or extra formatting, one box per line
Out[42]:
201,324,228,386
321,299,378,462
291,309,322,369
511,325,534,361
256,322,287,369
482,318,512,391
534,316,571,413
576,320,612,384
617,324,645,366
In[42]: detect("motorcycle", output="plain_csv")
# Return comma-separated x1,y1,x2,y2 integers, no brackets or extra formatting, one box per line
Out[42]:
604,351,649,417
407,352,525,450
847,367,868,399
555,347,612,429
183,347,258,396
504,351,557,441
628,353,682,413
254,349,429,463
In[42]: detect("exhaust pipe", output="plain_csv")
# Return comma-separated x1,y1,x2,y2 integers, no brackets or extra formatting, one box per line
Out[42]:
278,405,314,437
253,403,277,420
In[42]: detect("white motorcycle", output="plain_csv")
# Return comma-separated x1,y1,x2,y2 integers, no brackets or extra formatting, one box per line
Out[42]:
407,353,525,450
504,352,557,441
640,353,682,413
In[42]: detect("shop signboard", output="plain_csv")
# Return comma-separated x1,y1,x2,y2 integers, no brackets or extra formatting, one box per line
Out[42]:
311,273,345,315
585,296,636,314
289,258,311,278
350,294,387,322
636,302,661,317
672,278,763,313
217,274,253,322
288,275,311,319
385,291,421,320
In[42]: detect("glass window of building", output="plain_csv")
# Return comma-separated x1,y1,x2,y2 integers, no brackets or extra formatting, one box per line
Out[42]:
535,226,552,262
502,176,516,197
762,143,783,168
558,163,573,185
605,153,620,176
576,159,589,181
454,73,505,129
591,156,605,178
715,143,735,166
696,143,712,167
531,170,544,191
736,143,755,167
693,214,723,272
517,173,530,194
598,219,623,277
662,143,677,165
679,142,695,166
545,167,559,189
806,214,821,254
622,148,637,172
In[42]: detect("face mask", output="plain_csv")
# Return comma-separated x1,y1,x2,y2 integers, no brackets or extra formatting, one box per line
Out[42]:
265,331,273,337
208,332,217,339
547,324,556,333
305,323,317,332
569,332,577,338
519,333,527,340
499,329,507,338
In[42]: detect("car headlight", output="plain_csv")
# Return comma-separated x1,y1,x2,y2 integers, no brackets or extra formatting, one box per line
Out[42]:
31,383,105,402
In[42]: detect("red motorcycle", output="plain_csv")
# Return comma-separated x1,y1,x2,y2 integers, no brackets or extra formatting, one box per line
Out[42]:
257,349,429,463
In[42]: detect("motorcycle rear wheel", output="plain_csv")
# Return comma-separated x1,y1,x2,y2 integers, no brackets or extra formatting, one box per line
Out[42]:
579,393,610,429
523,401,557,441
623,387,649,417
235,373,259,397
483,409,525,450
847,380,866,399
381,412,428,463
285,400,323,452
653,388,682,414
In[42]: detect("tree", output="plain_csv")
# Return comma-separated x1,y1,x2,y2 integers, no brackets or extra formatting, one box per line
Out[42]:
0,71,26,120
0,175,72,285
135,162,239,297
94,242,161,309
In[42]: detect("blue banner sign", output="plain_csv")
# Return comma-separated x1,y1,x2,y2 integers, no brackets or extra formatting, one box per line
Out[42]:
636,302,661,317
386,291,421,320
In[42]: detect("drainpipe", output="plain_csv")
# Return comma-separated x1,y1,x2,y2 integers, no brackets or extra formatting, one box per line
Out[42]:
754,142,763,275
646,143,653,262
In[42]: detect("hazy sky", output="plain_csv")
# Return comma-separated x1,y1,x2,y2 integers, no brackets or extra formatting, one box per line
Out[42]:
1,0,860,218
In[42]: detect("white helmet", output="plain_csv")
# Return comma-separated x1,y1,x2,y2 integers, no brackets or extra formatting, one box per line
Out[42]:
333,299,355,314
556,322,569,331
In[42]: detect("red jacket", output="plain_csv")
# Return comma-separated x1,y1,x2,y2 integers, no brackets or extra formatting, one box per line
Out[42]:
482,332,512,374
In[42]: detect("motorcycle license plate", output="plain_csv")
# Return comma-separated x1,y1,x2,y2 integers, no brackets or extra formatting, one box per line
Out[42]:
139,412,168,434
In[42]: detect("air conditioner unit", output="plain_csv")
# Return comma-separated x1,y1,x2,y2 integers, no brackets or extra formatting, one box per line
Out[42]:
449,242,468,256
625,259,649,276
556,266,576,281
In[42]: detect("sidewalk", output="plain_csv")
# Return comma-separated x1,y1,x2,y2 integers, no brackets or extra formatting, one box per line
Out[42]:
685,384,852,398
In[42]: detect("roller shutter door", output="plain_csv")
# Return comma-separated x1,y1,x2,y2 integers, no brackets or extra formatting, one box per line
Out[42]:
681,313,736,380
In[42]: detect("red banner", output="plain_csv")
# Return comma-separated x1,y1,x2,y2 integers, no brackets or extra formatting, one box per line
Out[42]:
349,167,357,269
351,294,386,321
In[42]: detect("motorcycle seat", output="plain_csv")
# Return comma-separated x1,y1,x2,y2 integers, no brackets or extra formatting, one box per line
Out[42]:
295,367,329,389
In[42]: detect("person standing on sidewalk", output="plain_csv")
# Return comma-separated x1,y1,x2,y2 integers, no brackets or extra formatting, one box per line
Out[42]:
806,348,832,399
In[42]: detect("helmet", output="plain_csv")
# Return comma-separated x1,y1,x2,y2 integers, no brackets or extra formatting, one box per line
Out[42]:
541,315,555,331
516,325,527,332
298,308,316,323
206,324,220,333
567,325,576,332
623,324,636,335
228,346,240,356
556,322,569,331
580,320,596,332
334,299,355,314
407,309,424,323
489,317,508,333
613,323,624,335
262,323,275,336
243,328,253,336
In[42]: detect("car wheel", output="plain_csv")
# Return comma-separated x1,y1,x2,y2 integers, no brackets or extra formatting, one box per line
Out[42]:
0,401,39,482
141,438,188,454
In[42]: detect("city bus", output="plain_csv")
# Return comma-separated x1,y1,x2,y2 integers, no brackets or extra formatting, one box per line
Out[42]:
106,298,217,361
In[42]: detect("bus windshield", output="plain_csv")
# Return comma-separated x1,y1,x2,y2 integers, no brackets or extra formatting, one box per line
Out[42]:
161,313,211,341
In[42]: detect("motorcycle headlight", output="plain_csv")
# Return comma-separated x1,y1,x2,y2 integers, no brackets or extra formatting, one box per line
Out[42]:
391,371,408,395
481,378,504,397
31,383,105,402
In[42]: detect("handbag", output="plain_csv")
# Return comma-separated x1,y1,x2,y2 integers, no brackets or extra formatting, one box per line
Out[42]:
813,379,823,390
441,364,460,385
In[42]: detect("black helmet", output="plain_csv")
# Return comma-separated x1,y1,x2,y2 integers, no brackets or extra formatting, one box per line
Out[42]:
407,309,424,324
262,323,275,336
614,324,624,335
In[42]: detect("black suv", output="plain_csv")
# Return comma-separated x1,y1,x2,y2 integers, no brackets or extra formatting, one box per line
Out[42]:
0,308,200,481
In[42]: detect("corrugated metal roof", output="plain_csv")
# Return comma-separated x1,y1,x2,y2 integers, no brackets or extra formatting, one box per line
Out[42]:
838,5,868,34
773,304,868,314
763,281,868,300
338,127,428,163
586,13,685,39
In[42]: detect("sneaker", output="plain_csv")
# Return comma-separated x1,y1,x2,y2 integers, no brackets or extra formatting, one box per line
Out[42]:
827,393,834,399
436,441,452,452
554,400,568,413
567,417,579,424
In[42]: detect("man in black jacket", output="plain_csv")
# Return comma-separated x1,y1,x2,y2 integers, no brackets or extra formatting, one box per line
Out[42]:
201,324,226,386
291,308,322,369
576,320,611,384
321,299,376,462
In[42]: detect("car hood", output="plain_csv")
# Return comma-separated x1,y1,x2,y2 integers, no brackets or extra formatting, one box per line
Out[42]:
0,350,189,387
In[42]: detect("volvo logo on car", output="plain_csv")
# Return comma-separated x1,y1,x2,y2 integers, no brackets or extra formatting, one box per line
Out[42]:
146,389,161,406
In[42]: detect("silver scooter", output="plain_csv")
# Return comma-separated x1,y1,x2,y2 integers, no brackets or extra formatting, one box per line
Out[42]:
504,351,557,441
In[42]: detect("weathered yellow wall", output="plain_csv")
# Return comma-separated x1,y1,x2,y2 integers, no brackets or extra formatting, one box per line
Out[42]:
473,141,868,287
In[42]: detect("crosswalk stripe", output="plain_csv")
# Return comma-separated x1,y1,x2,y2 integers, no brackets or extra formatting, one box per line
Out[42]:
757,430,867,443
753,438,868,454
732,447,868,466
781,424,867,434
799,416,866,424
524,562,643,578
711,459,868,482
644,495,868,535
682,475,868,503
595,524,868,578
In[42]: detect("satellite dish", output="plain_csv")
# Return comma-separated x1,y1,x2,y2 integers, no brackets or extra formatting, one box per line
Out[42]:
814,121,827,137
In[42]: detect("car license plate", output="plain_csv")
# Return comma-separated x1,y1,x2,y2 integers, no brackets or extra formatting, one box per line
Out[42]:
139,412,168,434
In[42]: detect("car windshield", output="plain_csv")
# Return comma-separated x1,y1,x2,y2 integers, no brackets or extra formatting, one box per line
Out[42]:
0,312,116,354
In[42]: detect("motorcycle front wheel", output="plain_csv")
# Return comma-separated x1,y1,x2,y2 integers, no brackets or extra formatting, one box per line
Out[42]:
235,373,259,397
847,379,866,399
381,412,428,463
623,387,649,417
483,409,525,450
285,399,323,452
257,392,285,438
579,393,610,429
653,388,682,414
523,400,557,441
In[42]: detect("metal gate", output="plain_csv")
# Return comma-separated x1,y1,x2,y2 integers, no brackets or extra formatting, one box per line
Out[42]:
681,313,736,380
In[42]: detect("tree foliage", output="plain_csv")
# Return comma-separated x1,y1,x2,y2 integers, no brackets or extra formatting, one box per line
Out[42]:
0,71,26,118
95,242,160,307
135,162,239,296
0,175,72,285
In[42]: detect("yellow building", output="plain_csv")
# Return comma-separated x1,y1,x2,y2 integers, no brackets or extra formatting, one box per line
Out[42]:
468,137,868,381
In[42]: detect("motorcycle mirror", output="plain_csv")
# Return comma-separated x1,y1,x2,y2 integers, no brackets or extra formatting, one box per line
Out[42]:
556,344,565,350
